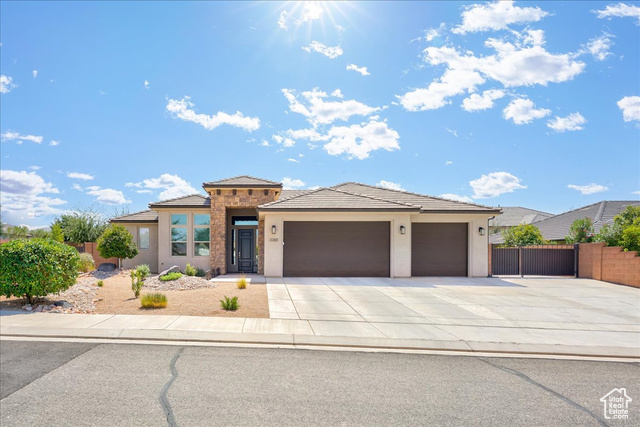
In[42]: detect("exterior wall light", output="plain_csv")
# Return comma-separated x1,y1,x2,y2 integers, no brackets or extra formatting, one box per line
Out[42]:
400,225,406,235
479,227,485,236
271,225,277,234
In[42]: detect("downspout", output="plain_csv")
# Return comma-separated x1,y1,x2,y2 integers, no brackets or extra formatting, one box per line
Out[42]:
487,216,495,277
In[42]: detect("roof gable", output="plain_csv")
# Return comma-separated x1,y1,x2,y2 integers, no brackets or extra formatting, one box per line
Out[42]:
111,209,159,223
489,207,553,227
259,188,421,211
149,194,210,209
202,175,282,188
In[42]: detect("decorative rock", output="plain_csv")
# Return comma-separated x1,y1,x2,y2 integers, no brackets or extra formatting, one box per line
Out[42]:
159,265,181,277
97,263,117,272
23,305,33,311
35,306,43,312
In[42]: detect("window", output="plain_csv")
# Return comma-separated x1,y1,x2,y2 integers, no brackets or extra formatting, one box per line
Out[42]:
232,216,258,226
139,227,150,250
171,214,187,256
194,214,210,256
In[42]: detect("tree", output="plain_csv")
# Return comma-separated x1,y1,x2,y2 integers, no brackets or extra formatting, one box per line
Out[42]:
620,221,640,253
96,225,138,267
52,208,107,243
501,224,547,247
0,239,80,304
596,205,640,249
4,225,28,240
565,218,594,244
30,228,52,239
50,224,64,243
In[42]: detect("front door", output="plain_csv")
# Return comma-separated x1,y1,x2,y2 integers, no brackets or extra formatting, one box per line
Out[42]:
237,229,254,273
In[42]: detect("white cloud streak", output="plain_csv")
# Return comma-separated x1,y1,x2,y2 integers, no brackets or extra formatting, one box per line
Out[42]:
85,186,131,205
282,177,305,189
0,75,16,93
453,0,549,34
302,41,343,59
470,172,526,199
1,131,43,144
547,113,586,132
67,172,95,180
346,64,370,76
568,183,609,195
593,3,640,24
461,89,505,111
617,96,640,122
166,96,260,131
503,98,551,124
376,180,405,191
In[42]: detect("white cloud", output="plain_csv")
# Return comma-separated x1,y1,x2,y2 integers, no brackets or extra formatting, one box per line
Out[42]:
424,23,446,42
277,10,291,29
568,183,609,195
272,134,296,147
0,170,66,219
398,30,585,111
144,80,150,89
547,113,586,132
593,3,640,24
632,190,640,195
0,75,16,93
28,165,41,170
453,0,548,34
445,160,453,166
331,89,344,98
286,158,299,163
584,34,614,61
32,70,38,79
49,140,60,146
439,193,474,203
279,3,323,29
1,130,43,144
617,96,640,122
136,189,153,194
166,96,260,132
470,172,526,199
322,120,400,160
376,180,405,191
67,172,95,180
132,173,198,201
72,183,83,191
446,128,458,137
302,41,343,59
346,64,370,76
281,177,305,189
461,89,505,112
85,186,131,205
503,98,551,124
282,88,381,127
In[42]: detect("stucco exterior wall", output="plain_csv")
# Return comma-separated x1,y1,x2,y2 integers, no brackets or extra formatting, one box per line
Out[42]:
121,223,159,273
261,212,493,278
157,209,211,273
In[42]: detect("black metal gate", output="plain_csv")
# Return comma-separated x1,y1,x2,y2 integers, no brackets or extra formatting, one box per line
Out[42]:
491,245,577,276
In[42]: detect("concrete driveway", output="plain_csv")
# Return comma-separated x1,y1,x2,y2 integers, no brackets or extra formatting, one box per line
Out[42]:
267,277,640,347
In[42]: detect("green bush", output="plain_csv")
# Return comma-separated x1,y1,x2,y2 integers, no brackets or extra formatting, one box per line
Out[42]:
565,218,594,244
141,293,168,308
185,263,197,276
96,225,138,263
620,224,640,253
0,239,81,304
50,223,65,243
97,280,104,287
78,253,95,272
130,264,150,298
220,296,239,311
53,209,107,243
160,272,182,281
237,275,247,289
501,224,547,247
595,222,623,246
195,267,206,277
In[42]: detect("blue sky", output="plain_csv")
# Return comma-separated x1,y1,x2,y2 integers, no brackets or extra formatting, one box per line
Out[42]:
1,1,639,228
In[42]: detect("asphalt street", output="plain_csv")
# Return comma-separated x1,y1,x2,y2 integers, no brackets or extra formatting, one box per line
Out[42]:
1,340,638,426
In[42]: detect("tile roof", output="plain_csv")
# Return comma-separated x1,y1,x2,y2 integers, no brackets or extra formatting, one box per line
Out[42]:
331,182,501,213
202,175,282,187
111,209,159,223
489,207,553,227
259,188,422,211
280,189,312,199
490,200,640,243
148,194,210,209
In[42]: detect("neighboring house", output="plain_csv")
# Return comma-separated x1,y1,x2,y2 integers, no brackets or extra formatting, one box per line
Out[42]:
490,200,640,244
488,207,553,237
111,176,501,277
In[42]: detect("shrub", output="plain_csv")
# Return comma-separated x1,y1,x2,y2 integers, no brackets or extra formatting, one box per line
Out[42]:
565,218,594,244
78,253,95,272
53,209,107,243
97,280,104,287
130,264,150,298
195,267,206,277
237,275,247,289
141,293,168,309
50,223,65,243
620,223,640,253
220,296,239,311
96,225,138,265
501,224,547,247
0,239,81,304
185,263,197,276
160,272,182,281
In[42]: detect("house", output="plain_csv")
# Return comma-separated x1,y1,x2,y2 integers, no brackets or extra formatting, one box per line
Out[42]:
111,176,501,277
490,200,640,244
488,206,553,237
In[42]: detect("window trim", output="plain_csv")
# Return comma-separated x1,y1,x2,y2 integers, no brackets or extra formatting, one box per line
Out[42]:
170,214,188,257
138,227,150,250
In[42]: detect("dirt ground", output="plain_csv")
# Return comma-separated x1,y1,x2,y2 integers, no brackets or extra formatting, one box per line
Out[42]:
96,274,269,318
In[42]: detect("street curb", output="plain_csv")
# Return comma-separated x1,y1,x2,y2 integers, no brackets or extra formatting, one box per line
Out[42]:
2,326,639,360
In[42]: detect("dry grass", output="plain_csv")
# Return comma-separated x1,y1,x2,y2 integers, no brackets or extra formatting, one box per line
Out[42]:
95,274,269,317
141,293,168,309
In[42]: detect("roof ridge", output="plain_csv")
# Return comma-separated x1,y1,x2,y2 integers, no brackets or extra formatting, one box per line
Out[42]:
594,201,607,223
259,186,330,208
330,187,422,208
112,208,154,220
334,181,497,210
502,206,554,215
149,193,207,205
532,200,608,224
203,175,281,185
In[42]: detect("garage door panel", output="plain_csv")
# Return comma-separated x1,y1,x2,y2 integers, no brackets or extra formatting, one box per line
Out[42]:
412,223,468,276
283,222,390,277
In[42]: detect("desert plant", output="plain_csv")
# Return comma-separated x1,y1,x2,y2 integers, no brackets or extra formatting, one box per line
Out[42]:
78,253,95,272
141,293,168,308
160,272,182,281
501,224,547,247
237,275,247,289
565,218,595,244
52,208,108,243
96,225,138,268
185,263,197,276
220,295,239,311
97,280,104,287
195,267,206,277
0,239,80,304
130,264,150,298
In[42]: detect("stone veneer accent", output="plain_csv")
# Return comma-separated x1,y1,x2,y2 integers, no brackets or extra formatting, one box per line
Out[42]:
208,188,278,274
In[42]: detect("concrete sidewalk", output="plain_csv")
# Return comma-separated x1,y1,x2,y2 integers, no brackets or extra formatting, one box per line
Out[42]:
1,310,639,359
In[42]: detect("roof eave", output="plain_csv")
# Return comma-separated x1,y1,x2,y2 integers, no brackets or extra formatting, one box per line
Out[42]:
419,209,502,214
202,184,283,189
148,204,211,209
258,208,421,212
111,219,159,224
